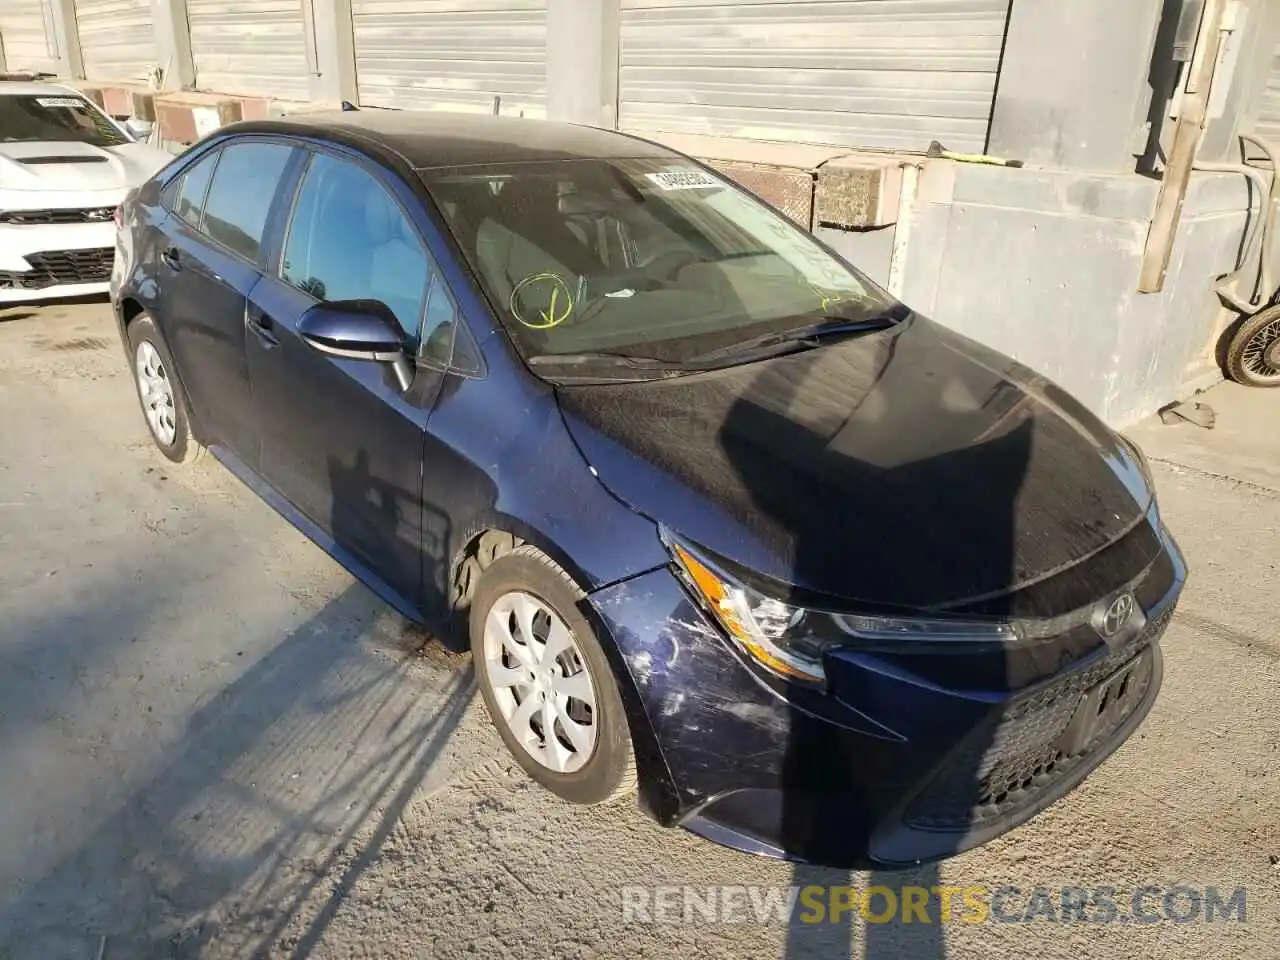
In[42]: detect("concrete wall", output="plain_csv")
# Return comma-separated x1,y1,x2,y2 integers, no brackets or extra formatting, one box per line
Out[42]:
986,0,1166,172
897,163,1248,426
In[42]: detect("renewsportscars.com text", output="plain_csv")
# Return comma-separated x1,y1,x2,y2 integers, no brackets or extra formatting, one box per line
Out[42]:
620,884,1248,926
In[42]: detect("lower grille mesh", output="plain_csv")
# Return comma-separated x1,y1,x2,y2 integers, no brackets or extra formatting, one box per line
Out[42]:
905,606,1173,831
0,248,113,290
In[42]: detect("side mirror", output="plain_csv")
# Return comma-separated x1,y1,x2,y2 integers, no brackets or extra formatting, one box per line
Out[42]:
297,299,414,391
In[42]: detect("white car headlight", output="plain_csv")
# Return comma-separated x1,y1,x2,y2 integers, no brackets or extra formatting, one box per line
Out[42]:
668,537,1018,684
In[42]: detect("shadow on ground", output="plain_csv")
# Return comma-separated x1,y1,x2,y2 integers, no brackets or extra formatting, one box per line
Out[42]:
0,584,476,959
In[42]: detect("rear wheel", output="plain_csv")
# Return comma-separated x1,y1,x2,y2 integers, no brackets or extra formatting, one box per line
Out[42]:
127,314,203,463
470,545,636,804
1225,304,1280,387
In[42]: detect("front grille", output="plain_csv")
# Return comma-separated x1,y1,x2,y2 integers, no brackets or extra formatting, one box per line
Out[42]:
0,207,116,225
905,605,1174,832
0,248,114,290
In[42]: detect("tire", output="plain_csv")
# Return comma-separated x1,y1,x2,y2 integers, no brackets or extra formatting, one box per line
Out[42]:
126,314,204,463
470,545,636,805
1224,304,1280,388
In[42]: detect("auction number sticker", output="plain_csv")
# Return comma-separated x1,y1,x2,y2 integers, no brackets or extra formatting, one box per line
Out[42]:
36,97,86,109
645,168,720,191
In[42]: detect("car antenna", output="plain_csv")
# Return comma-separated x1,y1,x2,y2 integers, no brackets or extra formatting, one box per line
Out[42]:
341,100,359,112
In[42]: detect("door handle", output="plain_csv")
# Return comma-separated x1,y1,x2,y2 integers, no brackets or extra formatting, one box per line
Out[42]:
160,247,182,271
245,305,280,347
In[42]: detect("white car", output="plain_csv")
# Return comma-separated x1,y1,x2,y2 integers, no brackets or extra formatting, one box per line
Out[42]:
1,81,172,303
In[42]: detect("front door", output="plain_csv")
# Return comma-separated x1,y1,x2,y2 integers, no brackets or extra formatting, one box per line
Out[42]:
246,149,460,614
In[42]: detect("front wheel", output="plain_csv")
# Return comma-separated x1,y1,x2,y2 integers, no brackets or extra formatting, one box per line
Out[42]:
470,545,636,804
1225,304,1280,387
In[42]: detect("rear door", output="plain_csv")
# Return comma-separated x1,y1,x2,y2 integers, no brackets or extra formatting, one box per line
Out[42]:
245,147,460,614
154,140,297,470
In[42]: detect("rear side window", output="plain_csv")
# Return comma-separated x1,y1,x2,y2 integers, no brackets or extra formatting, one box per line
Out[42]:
166,151,218,226
281,152,432,343
201,142,293,263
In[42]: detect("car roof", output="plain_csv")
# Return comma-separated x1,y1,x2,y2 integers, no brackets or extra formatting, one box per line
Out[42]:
223,110,679,170
0,81,83,97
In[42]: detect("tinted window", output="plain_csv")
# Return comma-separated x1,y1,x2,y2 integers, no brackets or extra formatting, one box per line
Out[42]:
282,153,430,341
0,94,128,147
168,152,218,226
201,142,293,262
421,278,456,365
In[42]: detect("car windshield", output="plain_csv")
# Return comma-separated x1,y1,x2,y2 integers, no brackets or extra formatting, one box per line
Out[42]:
0,94,128,147
420,157,898,369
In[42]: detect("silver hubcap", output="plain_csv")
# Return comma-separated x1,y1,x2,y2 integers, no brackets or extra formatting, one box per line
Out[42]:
1241,315,1280,381
135,340,177,446
483,591,598,773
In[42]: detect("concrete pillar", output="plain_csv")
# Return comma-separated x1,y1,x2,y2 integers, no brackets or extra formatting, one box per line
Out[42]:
545,0,619,128
48,0,84,78
151,0,195,90
986,0,1166,171
1220,0,1280,151
306,0,359,105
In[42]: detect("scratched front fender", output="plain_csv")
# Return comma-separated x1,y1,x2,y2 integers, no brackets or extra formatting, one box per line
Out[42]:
585,567,970,865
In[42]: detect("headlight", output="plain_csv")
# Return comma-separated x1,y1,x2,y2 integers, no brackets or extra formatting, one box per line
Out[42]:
668,538,1018,685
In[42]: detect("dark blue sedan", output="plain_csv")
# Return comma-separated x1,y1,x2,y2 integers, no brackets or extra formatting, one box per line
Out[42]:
110,111,1185,867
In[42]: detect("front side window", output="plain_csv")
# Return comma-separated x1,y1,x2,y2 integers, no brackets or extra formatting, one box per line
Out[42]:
421,158,896,370
200,141,294,262
0,94,128,147
282,152,432,343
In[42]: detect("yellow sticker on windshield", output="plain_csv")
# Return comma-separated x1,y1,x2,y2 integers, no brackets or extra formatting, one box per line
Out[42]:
510,273,575,329
810,284,875,313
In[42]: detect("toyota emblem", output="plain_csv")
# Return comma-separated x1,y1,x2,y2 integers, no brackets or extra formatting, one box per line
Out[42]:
1100,593,1136,639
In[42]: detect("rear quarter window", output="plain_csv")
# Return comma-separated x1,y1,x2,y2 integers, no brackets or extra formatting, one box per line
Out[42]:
163,151,219,227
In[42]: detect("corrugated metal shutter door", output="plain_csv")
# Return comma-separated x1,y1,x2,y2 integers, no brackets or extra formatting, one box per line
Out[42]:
188,0,312,101
76,0,157,83
353,0,547,116
1256,41,1280,143
619,0,1012,152
0,0,59,75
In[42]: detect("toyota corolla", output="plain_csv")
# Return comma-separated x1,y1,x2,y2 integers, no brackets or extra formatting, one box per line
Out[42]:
110,111,1185,867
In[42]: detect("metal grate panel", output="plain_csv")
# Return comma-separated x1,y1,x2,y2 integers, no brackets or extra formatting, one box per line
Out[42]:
353,0,547,117
76,0,157,83
187,0,312,101
620,0,1012,152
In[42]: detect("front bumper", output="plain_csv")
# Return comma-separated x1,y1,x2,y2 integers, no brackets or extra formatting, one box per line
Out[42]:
589,521,1185,869
0,220,116,302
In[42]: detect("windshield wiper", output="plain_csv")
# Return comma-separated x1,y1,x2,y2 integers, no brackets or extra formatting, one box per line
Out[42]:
527,351,676,369
687,307,907,365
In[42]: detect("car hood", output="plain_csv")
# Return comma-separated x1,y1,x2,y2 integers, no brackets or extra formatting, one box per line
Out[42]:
555,315,1155,610
0,140,170,193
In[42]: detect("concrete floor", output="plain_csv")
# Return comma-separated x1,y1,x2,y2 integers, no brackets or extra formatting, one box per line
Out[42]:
0,299,1276,960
